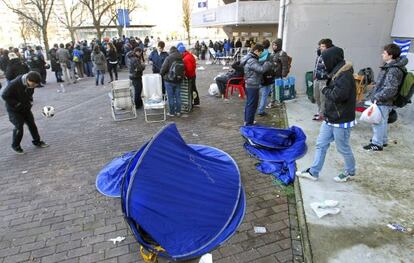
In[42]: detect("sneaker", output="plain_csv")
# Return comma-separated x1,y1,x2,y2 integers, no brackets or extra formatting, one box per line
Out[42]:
333,172,353,182
295,168,318,181
370,139,387,147
312,115,324,121
33,141,49,148
258,112,268,117
166,113,175,117
175,112,181,117
363,143,383,151
12,146,24,155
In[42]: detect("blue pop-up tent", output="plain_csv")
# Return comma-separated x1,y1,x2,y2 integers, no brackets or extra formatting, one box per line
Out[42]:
116,123,245,261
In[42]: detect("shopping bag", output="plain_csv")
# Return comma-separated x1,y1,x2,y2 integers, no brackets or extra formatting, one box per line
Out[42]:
359,102,382,124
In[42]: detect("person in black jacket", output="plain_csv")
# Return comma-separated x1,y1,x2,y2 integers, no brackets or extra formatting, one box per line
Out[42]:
296,46,356,182
5,52,30,83
1,71,49,154
127,47,145,109
49,44,63,82
106,42,118,83
215,60,244,98
160,46,184,117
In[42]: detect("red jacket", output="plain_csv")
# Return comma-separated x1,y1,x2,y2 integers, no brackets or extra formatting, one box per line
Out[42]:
182,51,196,78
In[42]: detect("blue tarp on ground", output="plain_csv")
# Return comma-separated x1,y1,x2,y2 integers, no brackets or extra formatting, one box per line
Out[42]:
117,123,245,261
241,125,307,185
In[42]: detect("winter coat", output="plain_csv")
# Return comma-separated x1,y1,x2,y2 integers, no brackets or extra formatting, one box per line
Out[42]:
1,74,34,113
56,48,70,64
260,50,274,86
82,47,92,62
0,55,9,72
160,49,184,83
182,51,196,78
107,49,118,64
321,46,356,124
49,48,61,72
271,50,289,78
148,49,168,73
368,57,408,106
240,52,271,88
91,51,106,71
5,58,29,82
313,52,328,80
127,51,145,80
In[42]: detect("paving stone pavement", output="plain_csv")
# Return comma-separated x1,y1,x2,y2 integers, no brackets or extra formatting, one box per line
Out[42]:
0,64,303,263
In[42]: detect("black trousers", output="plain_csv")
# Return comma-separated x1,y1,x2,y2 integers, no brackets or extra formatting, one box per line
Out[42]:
215,75,229,95
188,77,200,105
108,63,118,81
8,110,41,148
132,78,143,109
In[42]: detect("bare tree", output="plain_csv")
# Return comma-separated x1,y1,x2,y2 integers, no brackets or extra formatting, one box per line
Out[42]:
78,0,117,40
18,16,32,46
182,0,192,45
110,0,140,38
56,0,85,43
1,0,55,56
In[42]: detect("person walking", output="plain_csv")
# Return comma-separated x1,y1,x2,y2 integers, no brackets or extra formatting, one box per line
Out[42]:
106,42,119,83
240,44,271,125
91,45,106,86
1,71,49,154
363,44,408,151
296,46,356,182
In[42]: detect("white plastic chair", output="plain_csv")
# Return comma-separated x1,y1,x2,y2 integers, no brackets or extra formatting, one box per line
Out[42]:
109,80,137,121
142,74,166,123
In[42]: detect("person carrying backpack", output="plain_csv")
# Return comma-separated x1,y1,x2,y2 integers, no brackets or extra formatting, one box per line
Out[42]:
257,39,274,116
364,44,408,151
267,38,290,108
160,46,185,117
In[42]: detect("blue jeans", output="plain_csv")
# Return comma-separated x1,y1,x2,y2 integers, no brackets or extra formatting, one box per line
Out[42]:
244,87,260,125
372,105,392,146
258,84,273,114
165,82,181,115
95,70,105,85
309,122,356,177
84,61,94,77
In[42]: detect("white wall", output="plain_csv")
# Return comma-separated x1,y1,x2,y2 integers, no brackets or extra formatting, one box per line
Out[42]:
391,0,414,38
282,0,398,93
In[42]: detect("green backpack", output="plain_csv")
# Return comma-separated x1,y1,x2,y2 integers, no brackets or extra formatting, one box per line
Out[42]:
393,68,414,108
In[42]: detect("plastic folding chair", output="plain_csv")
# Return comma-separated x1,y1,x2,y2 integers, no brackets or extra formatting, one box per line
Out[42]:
225,77,245,99
142,74,166,123
109,80,137,121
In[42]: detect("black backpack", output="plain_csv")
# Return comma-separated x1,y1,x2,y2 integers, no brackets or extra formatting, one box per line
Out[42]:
168,59,185,83
358,67,375,86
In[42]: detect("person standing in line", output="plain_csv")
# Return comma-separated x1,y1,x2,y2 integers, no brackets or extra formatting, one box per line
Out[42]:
106,42,119,83
296,46,356,182
177,43,200,106
160,46,184,117
240,44,271,126
257,39,275,116
91,45,106,86
5,52,29,83
312,38,333,121
363,44,408,151
267,39,289,108
56,43,72,84
148,41,169,94
1,71,49,154
49,44,63,83
127,47,146,109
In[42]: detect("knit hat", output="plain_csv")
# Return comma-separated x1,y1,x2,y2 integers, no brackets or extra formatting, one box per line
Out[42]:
177,42,186,53
8,52,18,60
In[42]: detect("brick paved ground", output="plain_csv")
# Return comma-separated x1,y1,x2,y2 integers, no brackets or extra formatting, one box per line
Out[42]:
0,64,303,263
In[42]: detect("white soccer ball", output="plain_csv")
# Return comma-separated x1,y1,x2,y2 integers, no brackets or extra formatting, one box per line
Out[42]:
42,106,55,118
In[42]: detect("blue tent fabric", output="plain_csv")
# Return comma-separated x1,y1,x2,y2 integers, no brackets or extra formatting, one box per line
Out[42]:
240,126,295,149
96,151,136,197
120,123,245,260
242,125,307,185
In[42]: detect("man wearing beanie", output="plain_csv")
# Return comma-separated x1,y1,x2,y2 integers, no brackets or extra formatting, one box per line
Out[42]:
2,71,49,154
5,52,30,83
296,46,356,182
177,42,200,106
240,44,272,125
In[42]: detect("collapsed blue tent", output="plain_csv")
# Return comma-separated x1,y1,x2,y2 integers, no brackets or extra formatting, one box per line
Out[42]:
120,123,245,261
241,125,307,185
240,125,295,149
96,151,136,197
